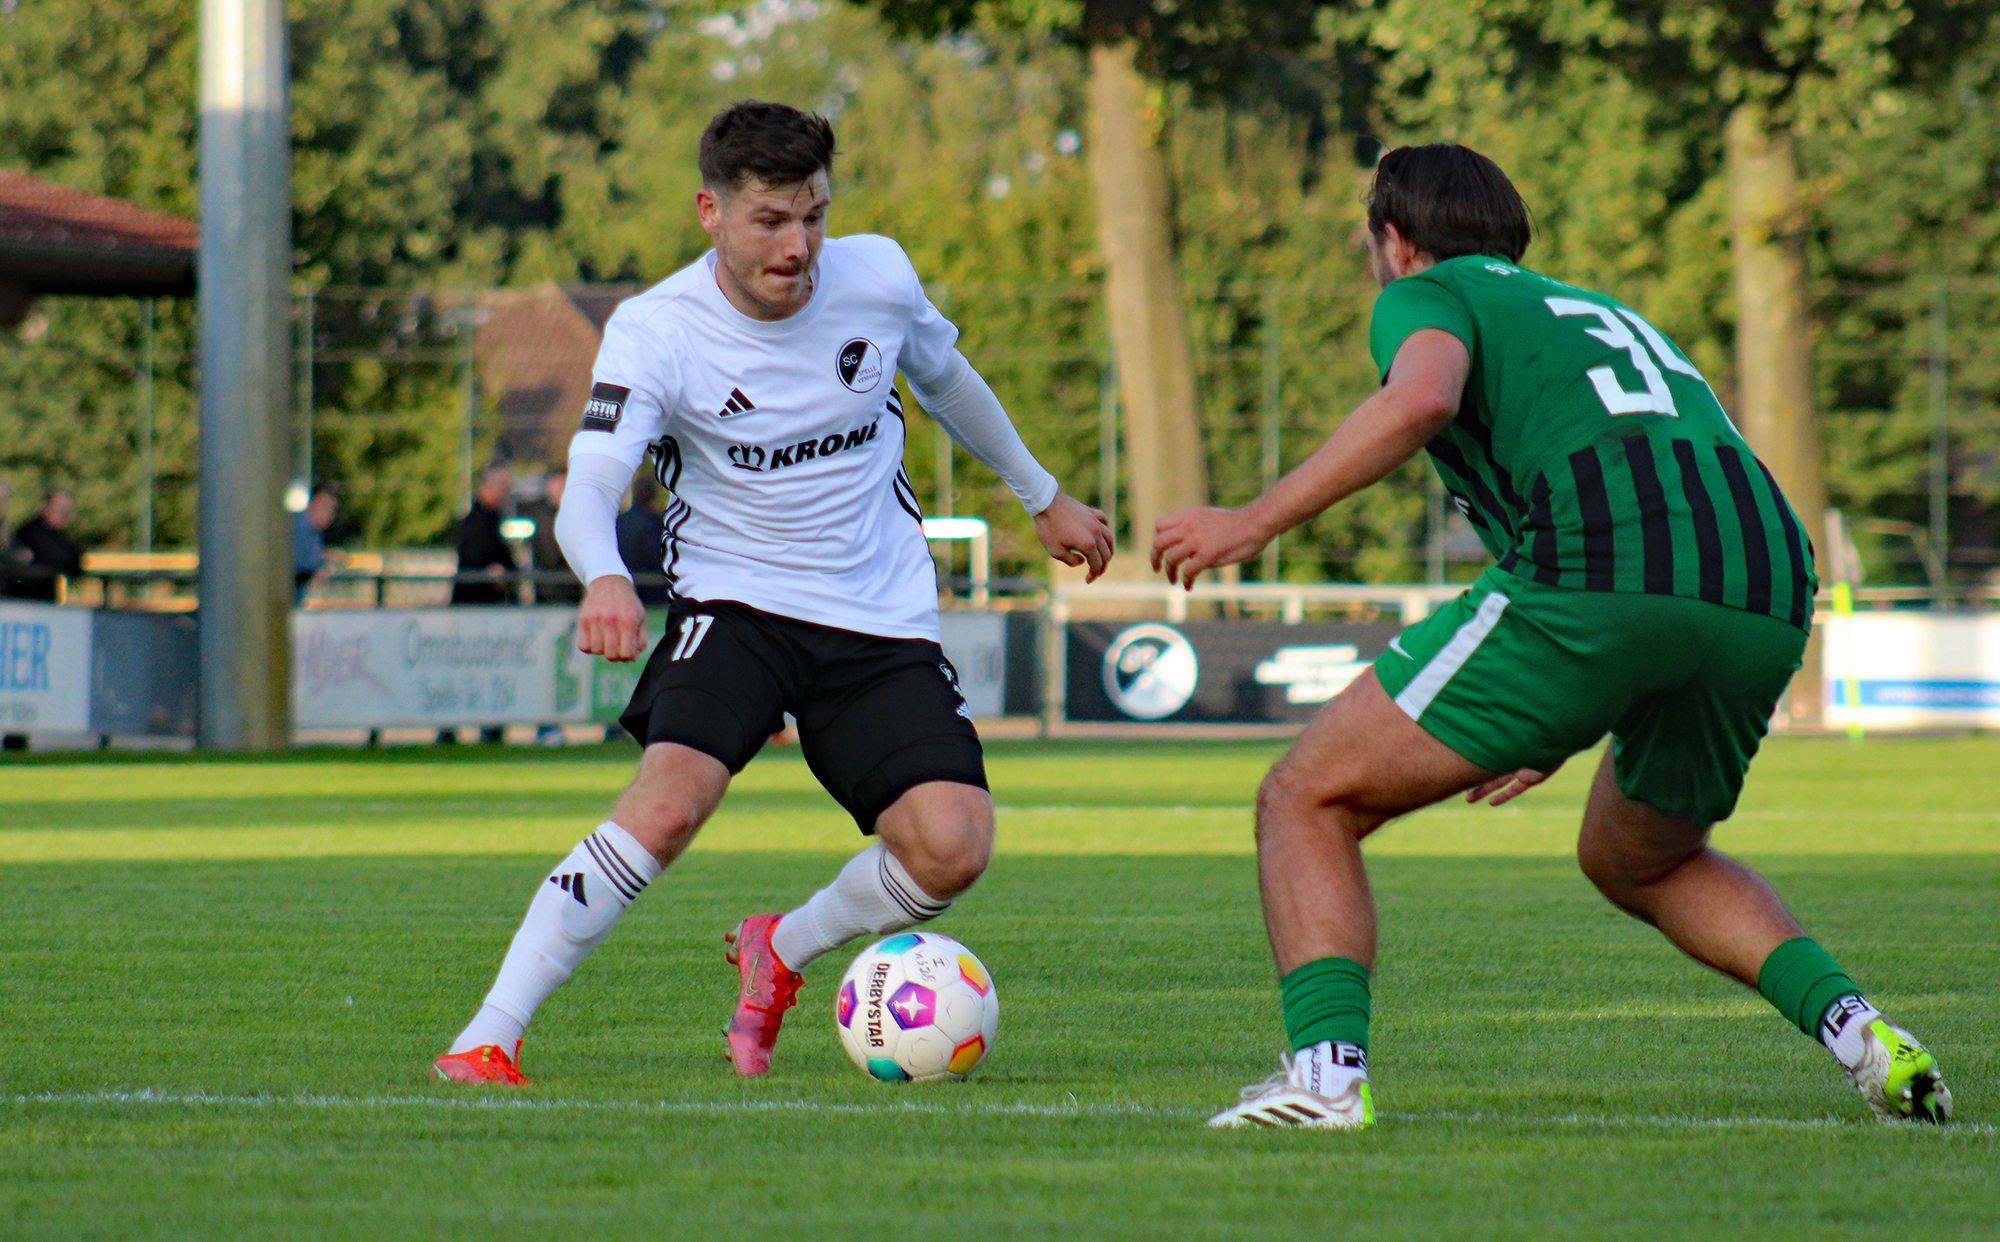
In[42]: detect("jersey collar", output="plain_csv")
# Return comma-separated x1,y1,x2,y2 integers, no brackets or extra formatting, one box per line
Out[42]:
701,250,829,337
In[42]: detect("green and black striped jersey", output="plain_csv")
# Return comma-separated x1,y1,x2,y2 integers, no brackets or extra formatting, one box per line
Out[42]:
1369,255,1817,630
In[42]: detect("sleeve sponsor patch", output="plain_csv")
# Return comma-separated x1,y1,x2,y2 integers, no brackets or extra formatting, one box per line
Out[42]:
580,382,631,432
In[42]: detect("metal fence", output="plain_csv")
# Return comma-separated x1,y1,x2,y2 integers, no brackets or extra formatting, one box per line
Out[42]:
2,275,1996,598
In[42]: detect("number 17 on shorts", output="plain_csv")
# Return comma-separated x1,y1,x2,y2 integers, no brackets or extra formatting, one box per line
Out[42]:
669,614,714,662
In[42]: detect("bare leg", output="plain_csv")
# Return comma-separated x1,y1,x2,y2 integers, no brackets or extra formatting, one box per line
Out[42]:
438,742,730,1072
1256,670,1494,974
611,742,731,866
1575,748,1803,986
873,781,995,900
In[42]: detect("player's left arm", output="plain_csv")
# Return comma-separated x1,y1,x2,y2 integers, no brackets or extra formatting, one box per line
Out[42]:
1152,328,1469,588
906,350,1114,582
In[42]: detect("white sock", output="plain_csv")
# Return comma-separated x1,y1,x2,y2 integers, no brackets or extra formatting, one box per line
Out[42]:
1289,1040,1369,1098
768,842,952,971
1819,994,1884,1070
447,822,661,1056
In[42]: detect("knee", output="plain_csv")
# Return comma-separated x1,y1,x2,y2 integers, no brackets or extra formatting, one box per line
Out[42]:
1254,764,1365,847
1577,833,1699,903
900,808,992,896
908,820,990,900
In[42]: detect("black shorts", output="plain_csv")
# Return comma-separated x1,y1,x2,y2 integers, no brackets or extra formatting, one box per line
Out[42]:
620,599,988,833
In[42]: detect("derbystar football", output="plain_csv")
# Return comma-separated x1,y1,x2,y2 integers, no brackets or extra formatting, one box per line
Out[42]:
834,931,998,1082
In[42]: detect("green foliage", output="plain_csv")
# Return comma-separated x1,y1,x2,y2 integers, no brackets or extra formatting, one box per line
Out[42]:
0,0,1995,577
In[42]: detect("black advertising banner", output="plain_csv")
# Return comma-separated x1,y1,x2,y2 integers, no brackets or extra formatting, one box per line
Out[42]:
1065,620,1406,723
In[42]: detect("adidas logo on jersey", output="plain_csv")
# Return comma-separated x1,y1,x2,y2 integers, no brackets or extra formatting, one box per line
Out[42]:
727,418,880,473
716,388,756,419
548,872,589,905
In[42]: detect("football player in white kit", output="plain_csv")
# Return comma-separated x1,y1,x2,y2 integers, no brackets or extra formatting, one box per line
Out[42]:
434,101,1113,1084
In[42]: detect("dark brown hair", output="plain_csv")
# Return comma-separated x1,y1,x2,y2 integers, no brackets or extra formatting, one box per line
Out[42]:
698,101,836,192
1367,144,1531,263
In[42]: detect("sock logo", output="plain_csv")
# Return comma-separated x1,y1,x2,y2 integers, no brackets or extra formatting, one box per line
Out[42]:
549,872,589,905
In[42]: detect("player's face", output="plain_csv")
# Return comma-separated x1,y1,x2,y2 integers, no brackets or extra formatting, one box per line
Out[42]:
698,172,831,321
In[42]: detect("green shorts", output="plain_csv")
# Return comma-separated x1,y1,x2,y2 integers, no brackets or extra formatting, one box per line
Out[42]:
1374,568,1806,824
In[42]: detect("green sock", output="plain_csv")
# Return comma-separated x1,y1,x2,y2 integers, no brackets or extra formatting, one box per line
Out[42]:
1280,957,1371,1053
1756,936,1861,1038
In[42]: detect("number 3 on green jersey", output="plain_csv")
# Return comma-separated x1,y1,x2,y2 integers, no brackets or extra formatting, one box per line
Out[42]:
1544,297,1703,417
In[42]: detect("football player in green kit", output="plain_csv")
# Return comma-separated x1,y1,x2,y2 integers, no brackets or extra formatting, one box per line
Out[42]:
1154,143,1952,1130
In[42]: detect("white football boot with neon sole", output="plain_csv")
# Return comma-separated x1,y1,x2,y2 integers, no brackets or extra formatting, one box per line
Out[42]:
1208,1054,1375,1130
1846,1019,1952,1124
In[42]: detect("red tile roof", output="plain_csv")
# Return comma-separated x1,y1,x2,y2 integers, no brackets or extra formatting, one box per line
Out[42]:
0,172,197,252
0,171,198,297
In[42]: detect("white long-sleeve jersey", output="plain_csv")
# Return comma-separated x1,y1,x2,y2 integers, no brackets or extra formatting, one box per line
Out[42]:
557,234,1058,642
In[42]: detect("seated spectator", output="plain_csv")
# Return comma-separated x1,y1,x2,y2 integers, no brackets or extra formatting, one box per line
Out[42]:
4,489,84,602
617,473,668,606
293,486,338,604
451,465,517,606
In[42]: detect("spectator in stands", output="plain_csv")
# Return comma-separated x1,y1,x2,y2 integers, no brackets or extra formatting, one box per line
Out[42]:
0,477,14,596
617,472,668,606
0,476,21,746
4,489,83,602
444,466,515,745
293,486,338,604
520,466,581,604
451,465,516,606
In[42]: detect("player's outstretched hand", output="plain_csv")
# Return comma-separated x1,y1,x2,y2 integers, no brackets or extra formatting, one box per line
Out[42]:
1034,492,1114,582
1152,507,1269,589
577,574,649,662
1464,763,1560,807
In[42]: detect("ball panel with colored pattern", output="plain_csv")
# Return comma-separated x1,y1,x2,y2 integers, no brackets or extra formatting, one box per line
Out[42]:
833,931,999,1082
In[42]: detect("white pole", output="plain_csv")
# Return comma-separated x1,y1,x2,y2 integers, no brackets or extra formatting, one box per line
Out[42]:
198,0,292,749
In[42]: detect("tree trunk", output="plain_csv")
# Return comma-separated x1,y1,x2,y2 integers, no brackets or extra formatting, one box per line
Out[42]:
1086,37,1208,563
1726,102,1828,726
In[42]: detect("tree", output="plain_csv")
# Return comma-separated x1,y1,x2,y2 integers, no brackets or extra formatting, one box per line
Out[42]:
852,1,1338,559
1339,0,1992,719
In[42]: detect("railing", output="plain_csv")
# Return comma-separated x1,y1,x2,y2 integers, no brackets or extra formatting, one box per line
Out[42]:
39,551,2000,617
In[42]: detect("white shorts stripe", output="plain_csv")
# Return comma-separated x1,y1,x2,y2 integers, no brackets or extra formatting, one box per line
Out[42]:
1392,590,1511,722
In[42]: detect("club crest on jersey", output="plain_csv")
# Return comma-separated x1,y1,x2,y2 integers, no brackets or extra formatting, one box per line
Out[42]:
728,418,880,473
837,338,883,392
580,382,629,432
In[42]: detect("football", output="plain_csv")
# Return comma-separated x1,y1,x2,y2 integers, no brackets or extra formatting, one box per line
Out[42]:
834,931,999,1082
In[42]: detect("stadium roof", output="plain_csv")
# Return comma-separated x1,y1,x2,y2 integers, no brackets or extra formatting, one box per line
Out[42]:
0,171,198,301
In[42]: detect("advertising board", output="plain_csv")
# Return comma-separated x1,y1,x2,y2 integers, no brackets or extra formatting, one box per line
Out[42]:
294,607,593,729
0,603,93,732
1822,612,2000,729
293,607,1007,728
1065,619,1404,723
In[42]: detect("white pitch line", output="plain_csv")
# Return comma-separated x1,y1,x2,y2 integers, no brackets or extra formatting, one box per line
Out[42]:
4,1089,1191,1119
6,1090,1993,1135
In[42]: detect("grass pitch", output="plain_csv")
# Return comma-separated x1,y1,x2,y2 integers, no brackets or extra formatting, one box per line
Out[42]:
2,736,1996,1240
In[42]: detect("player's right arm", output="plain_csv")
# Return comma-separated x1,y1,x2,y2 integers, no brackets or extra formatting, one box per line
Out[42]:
557,454,648,662
556,311,680,661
